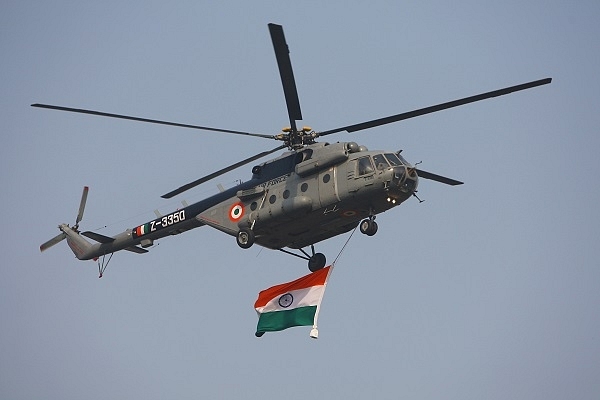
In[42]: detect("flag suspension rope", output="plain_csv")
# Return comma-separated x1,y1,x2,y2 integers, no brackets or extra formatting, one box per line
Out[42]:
254,226,358,339
310,225,357,338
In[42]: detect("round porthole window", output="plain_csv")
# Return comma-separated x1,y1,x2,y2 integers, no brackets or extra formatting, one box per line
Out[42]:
323,174,330,183
283,190,290,199
301,183,308,192
269,195,277,204
250,202,258,211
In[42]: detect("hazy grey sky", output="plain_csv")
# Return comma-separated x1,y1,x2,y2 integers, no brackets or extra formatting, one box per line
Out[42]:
2,1,599,399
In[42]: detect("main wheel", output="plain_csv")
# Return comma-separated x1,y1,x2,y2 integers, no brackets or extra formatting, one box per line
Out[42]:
360,219,378,236
236,229,255,249
367,221,378,236
308,253,326,272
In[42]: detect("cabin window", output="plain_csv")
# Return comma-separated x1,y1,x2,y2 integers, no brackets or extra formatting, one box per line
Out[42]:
357,156,374,176
269,195,277,204
283,190,290,199
372,154,389,170
301,183,308,192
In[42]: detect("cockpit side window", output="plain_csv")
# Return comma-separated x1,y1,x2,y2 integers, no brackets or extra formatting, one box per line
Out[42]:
357,156,374,176
372,154,390,170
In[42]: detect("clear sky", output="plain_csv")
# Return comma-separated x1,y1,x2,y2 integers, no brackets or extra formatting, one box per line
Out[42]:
2,1,599,399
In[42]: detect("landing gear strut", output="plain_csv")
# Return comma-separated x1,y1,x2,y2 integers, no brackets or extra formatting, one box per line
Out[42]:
278,244,327,272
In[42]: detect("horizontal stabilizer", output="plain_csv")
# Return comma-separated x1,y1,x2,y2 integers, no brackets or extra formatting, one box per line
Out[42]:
124,246,149,254
82,231,115,243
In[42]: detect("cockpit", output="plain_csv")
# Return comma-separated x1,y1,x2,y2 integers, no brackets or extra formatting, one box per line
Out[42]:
376,152,418,195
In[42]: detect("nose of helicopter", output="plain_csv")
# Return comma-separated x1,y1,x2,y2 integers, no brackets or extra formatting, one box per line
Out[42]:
392,166,418,193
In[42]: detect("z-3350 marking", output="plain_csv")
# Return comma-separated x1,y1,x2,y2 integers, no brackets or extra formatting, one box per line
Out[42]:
132,210,186,238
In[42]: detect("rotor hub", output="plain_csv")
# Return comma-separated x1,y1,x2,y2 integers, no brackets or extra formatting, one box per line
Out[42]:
278,126,318,149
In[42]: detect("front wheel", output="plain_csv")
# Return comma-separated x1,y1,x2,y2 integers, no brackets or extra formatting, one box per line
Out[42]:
236,229,255,249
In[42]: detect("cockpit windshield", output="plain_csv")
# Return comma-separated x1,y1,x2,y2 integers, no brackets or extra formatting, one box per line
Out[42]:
384,153,402,166
397,153,411,167
385,153,411,167
372,154,390,170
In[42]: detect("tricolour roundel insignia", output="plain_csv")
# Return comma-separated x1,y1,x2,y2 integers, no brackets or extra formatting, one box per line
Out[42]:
228,202,245,222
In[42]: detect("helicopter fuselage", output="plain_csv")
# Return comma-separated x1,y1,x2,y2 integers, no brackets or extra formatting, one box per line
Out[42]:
37,23,550,272
69,141,417,261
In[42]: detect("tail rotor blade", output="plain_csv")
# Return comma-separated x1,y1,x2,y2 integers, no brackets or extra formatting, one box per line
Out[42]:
75,186,89,226
40,232,66,252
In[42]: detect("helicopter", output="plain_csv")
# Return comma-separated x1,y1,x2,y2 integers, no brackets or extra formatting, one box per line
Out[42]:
36,23,551,274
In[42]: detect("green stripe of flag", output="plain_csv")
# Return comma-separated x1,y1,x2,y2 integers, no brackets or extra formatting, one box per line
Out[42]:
256,305,317,334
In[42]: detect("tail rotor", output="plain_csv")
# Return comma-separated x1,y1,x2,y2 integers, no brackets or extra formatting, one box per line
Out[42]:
40,186,89,252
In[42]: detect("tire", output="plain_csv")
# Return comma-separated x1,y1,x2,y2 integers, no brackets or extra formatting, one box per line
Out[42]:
367,221,378,236
308,253,326,272
360,219,378,236
236,229,255,249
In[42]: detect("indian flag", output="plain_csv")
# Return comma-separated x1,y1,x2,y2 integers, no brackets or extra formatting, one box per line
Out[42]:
254,266,331,337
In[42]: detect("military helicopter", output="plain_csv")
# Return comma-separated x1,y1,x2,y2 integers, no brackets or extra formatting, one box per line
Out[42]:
36,23,551,274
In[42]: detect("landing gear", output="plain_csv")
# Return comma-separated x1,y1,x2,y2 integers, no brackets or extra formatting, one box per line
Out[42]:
360,218,378,236
236,228,255,249
278,244,327,272
308,252,326,272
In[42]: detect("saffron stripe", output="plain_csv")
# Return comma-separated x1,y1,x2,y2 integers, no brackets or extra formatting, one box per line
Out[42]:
255,285,324,314
254,266,330,308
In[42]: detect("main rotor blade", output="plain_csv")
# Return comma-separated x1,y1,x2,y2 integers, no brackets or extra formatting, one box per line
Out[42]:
415,169,463,186
40,232,66,252
161,144,286,199
268,23,302,133
319,78,552,136
76,186,89,226
31,104,275,139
